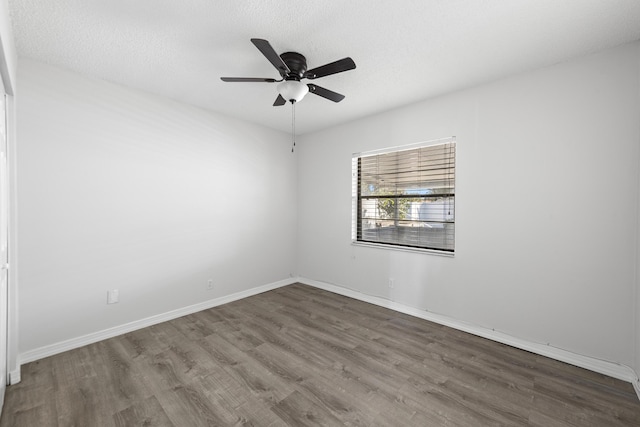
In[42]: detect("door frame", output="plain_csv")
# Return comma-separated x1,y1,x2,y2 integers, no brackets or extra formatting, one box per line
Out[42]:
0,0,18,392
5,92,15,385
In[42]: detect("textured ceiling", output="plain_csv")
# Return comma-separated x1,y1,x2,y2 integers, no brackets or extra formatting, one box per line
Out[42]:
8,0,640,135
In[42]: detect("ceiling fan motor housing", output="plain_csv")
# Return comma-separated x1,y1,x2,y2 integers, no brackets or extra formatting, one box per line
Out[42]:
280,52,308,79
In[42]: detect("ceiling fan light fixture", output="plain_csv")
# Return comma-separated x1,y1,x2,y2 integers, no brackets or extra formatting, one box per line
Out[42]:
277,80,308,103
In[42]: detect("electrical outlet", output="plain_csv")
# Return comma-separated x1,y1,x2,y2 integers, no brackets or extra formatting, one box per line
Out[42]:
388,278,395,289
207,280,214,291
107,289,119,304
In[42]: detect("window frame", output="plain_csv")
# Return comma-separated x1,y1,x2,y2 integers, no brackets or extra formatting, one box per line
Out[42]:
351,137,456,255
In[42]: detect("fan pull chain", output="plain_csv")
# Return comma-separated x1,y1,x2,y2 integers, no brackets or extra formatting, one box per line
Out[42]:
291,101,296,153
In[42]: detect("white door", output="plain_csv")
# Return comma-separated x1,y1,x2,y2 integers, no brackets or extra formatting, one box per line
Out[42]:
0,94,7,407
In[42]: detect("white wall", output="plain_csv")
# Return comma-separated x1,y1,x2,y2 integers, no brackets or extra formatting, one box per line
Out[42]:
16,59,297,354
298,42,640,371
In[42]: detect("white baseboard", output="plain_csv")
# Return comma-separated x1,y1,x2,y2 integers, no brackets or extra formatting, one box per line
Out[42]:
8,368,20,385
17,277,296,367
299,277,640,400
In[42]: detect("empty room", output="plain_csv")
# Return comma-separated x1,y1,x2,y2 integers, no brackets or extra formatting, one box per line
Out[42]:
0,0,640,425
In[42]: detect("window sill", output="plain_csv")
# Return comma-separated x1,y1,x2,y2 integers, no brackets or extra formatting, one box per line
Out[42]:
351,241,455,257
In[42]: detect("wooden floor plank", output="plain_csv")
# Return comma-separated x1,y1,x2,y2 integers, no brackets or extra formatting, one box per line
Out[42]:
271,390,344,427
1,283,639,426
113,395,174,427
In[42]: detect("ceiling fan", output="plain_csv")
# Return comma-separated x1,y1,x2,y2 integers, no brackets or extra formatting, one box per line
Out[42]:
221,38,356,106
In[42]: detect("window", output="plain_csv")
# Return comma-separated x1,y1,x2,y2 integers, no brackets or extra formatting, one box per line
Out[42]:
352,137,456,253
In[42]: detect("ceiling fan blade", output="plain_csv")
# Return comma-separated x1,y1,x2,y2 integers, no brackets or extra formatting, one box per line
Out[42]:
220,77,278,82
305,57,356,79
251,38,290,76
308,84,345,102
273,94,287,106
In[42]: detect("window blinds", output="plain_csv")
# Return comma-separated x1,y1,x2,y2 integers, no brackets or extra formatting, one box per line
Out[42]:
353,139,455,252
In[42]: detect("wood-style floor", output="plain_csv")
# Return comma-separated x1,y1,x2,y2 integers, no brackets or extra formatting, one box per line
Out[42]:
1,283,639,426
